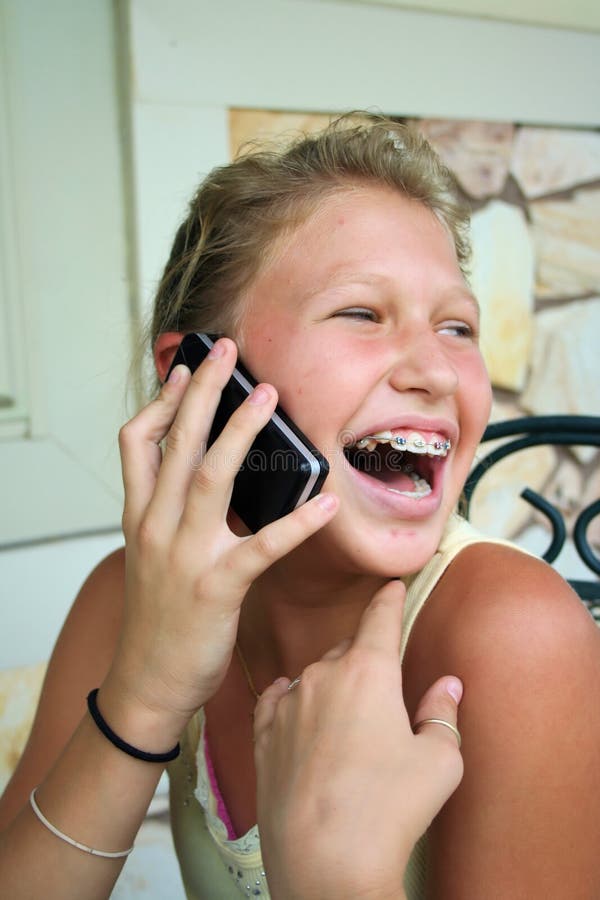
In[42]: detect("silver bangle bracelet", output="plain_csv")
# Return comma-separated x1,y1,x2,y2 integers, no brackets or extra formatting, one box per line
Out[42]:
29,789,134,859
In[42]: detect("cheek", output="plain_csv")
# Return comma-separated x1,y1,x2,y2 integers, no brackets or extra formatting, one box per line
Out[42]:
240,325,334,424
476,370,493,430
279,361,348,437
462,357,492,429
244,321,334,395
238,319,295,383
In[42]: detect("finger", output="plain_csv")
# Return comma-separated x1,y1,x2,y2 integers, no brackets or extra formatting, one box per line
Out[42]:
253,677,291,747
413,676,463,750
148,338,240,525
179,382,279,530
320,636,352,662
223,493,339,598
351,579,406,656
119,364,192,531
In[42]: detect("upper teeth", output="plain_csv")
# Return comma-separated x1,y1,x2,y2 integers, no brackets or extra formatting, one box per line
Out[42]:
354,430,451,457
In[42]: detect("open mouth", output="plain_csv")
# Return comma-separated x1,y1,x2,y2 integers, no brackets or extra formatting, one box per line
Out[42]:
342,430,450,499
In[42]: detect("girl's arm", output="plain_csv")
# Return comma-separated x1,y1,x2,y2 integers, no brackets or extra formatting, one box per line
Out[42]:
0,339,339,898
0,683,169,899
0,549,159,899
0,549,125,831
404,543,600,900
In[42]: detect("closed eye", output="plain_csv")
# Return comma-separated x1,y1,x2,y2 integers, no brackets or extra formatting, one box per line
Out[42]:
333,307,378,321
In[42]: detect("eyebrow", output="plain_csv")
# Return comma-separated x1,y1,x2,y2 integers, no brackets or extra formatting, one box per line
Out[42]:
450,286,481,316
304,272,481,316
303,272,384,299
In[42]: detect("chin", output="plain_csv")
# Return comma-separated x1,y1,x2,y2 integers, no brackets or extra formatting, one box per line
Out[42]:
323,516,445,579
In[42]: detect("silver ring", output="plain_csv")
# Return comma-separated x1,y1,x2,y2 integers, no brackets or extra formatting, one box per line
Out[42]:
413,717,461,749
287,676,302,692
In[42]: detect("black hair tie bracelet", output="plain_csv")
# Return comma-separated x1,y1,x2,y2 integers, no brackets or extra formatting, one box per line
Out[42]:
87,688,180,763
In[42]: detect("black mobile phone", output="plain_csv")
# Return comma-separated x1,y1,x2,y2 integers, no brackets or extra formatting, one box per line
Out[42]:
166,333,329,533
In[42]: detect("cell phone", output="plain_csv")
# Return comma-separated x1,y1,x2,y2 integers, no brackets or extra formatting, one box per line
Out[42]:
166,333,330,533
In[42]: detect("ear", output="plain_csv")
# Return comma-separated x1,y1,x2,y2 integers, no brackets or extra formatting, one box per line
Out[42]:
154,331,186,383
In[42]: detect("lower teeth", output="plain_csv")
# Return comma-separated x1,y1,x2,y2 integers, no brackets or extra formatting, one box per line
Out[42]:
386,486,432,498
386,466,432,498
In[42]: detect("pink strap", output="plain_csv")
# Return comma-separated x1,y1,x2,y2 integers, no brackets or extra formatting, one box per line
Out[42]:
203,729,238,841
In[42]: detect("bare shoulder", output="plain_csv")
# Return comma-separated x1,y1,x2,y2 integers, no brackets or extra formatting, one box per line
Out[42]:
422,541,600,759
0,547,126,827
405,543,600,898
406,541,598,698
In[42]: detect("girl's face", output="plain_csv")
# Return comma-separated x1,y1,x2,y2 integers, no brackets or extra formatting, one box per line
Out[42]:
237,185,492,576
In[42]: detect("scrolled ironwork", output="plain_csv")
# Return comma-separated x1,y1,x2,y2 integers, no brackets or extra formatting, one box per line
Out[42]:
462,415,600,605
518,488,566,564
573,499,600,577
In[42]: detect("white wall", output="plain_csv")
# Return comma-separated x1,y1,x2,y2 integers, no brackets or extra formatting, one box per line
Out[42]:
0,0,131,672
1,532,124,669
340,0,600,32
0,0,132,548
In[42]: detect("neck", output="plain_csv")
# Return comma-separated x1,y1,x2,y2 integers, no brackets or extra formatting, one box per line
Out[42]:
237,549,389,693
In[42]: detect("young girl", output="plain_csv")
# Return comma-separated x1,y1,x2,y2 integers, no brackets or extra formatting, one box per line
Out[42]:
1,115,599,899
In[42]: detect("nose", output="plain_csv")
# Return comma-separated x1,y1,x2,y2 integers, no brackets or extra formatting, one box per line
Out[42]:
386,327,459,399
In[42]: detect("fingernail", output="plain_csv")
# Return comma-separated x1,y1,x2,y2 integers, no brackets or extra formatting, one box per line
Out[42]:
167,364,185,384
316,493,338,512
207,339,226,359
446,677,463,704
249,386,270,405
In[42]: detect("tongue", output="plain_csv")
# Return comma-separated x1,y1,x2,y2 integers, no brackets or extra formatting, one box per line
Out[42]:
375,468,419,489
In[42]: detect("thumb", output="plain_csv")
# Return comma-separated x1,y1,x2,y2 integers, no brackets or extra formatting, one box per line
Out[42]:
253,677,291,748
352,579,407,655
320,636,353,662
412,676,463,750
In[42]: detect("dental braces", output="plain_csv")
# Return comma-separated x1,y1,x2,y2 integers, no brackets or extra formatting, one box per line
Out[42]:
355,435,451,451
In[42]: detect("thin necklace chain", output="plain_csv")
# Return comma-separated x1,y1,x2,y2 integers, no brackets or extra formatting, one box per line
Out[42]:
235,640,301,702
235,641,261,701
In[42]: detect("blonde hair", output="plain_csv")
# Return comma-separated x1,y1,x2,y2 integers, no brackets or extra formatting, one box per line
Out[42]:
150,113,470,351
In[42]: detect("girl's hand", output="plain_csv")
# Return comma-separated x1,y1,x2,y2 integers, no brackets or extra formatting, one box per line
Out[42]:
102,338,338,746
254,580,464,900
